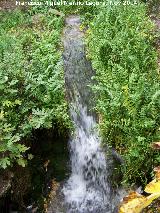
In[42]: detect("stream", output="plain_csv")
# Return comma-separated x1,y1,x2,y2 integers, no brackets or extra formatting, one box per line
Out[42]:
62,15,113,213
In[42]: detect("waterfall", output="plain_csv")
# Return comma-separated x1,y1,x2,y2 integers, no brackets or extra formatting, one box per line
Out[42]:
62,15,113,213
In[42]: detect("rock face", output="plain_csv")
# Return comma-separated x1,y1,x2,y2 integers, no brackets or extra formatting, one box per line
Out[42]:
47,181,66,213
0,170,13,212
0,170,13,197
0,127,69,212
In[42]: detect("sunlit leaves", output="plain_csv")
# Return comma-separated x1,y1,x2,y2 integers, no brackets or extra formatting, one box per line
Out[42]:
145,180,160,194
17,158,27,167
29,108,53,129
0,110,4,120
119,170,160,213
119,192,160,213
0,157,11,169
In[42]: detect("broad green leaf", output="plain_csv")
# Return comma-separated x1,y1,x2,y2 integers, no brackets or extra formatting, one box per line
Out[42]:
14,99,22,105
0,157,11,169
17,144,29,152
17,158,27,167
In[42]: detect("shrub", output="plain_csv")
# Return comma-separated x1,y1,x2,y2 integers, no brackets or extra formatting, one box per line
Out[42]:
87,2,160,185
0,9,70,168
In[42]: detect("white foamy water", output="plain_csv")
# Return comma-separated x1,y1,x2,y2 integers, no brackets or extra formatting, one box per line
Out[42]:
63,104,112,213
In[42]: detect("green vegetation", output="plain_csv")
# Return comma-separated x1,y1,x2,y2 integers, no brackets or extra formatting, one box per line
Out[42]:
87,2,160,185
0,0,159,188
0,9,71,169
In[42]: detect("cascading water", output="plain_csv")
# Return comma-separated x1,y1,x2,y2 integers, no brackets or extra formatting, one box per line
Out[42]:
62,16,113,213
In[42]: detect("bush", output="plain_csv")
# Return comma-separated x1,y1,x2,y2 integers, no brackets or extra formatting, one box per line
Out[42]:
87,2,160,185
0,9,71,168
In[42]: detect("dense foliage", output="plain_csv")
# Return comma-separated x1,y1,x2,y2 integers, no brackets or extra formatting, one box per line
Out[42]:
0,0,159,187
87,2,160,184
0,9,70,168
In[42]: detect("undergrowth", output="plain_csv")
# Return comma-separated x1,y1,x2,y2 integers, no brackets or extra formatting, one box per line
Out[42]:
0,0,160,187
0,9,71,168
87,1,160,185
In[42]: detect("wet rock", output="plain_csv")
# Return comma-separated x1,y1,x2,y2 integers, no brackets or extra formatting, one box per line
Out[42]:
0,170,13,197
47,182,66,213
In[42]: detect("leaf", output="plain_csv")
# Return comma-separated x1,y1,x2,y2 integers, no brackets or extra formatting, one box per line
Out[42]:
14,99,22,105
0,157,11,169
0,110,4,120
0,145,6,152
119,192,160,213
28,154,34,160
17,158,27,167
3,123,14,133
17,144,29,152
3,100,12,107
119,169,160,213
119,192,145,213
145,179,160,194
